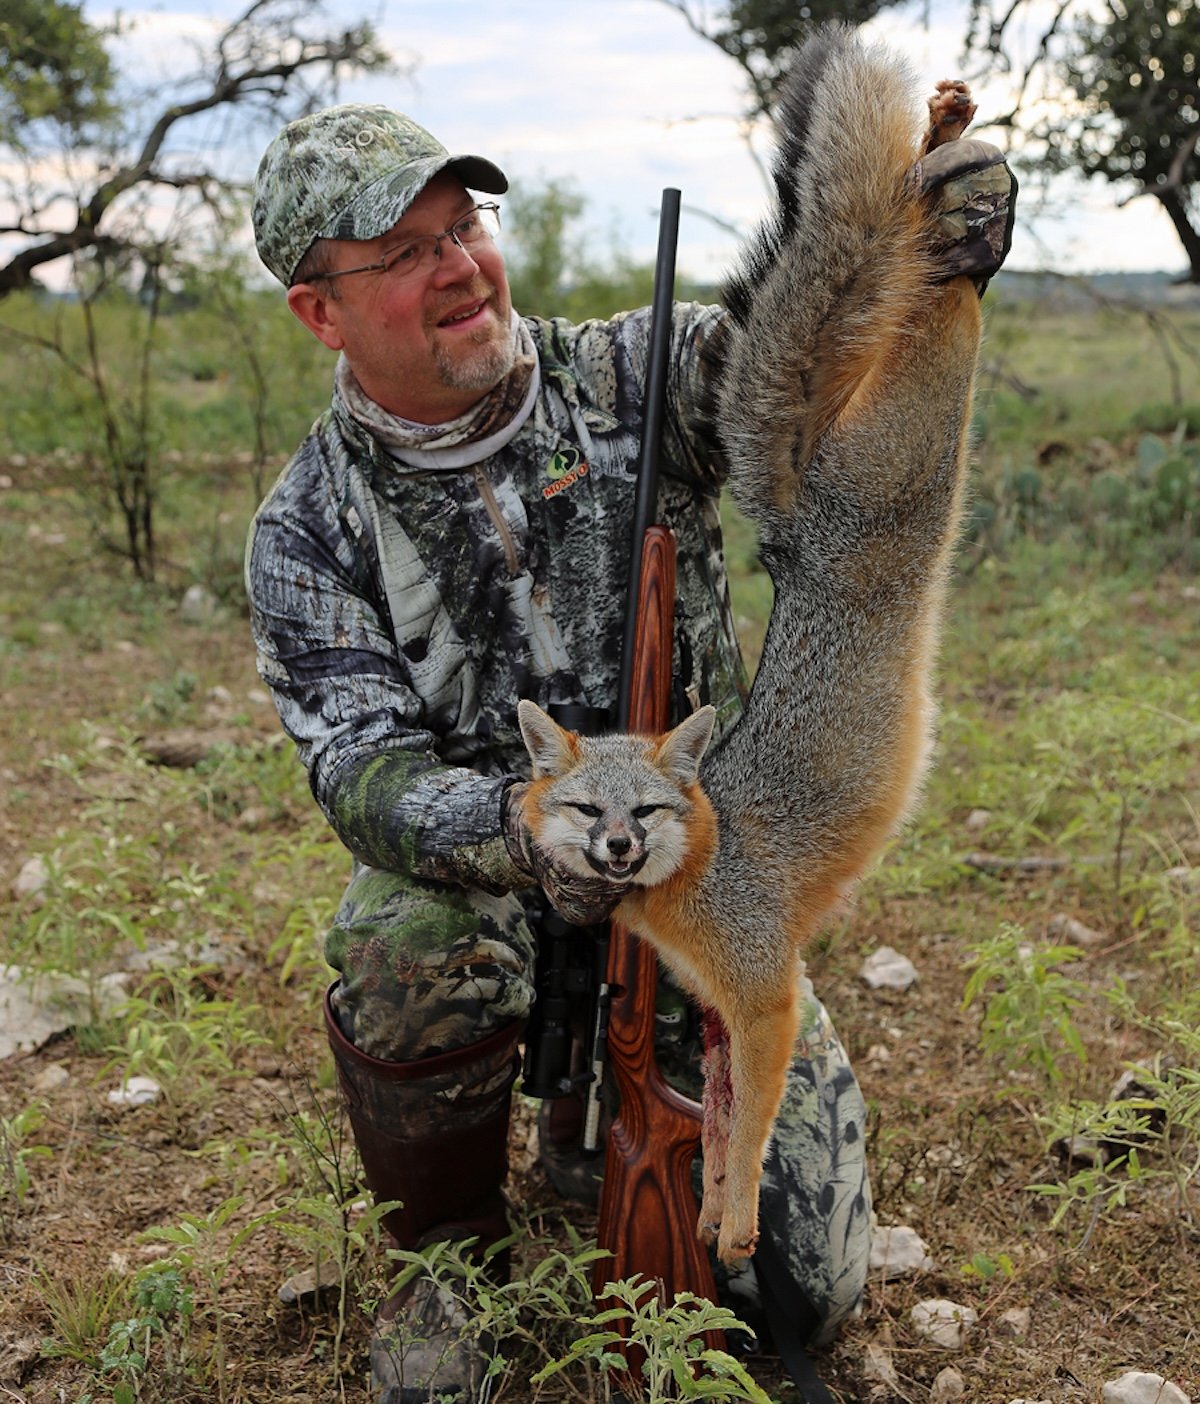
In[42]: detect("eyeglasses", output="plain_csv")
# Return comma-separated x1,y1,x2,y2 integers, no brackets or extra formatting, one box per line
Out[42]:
318,203,502,285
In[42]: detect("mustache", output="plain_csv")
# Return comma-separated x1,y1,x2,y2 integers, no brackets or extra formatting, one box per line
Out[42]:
427,279,496,322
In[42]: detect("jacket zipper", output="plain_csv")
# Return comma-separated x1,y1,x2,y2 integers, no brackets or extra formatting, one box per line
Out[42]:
473,465,521,576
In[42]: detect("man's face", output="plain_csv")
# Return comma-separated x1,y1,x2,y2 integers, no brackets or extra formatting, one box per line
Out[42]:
288,171,514,424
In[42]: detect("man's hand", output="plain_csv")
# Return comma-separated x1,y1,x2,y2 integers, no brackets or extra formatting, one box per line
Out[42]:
919,138,1017,291
502,782,627,927
913,79,1016,293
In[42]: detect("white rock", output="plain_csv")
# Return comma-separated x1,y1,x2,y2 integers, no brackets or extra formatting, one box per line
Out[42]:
0,966,128,1060
107,1076,162,1108
870,1225,934,1278
1047,913,1105,946
12,855,49,901
1007,1399,1052,1403
910,1299,977,1351
862,1340,899,1387
179,583,218,622
31,1063,70,1093
964,808,992,832
931,1367,965,1402
997,1305,1031,1337
1102,1372,1190,1404
1165,866,1199,892
860,946,918,990
865,1043,892,1065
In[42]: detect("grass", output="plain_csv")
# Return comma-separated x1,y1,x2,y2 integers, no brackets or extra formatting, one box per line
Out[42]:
0,284,1197,1400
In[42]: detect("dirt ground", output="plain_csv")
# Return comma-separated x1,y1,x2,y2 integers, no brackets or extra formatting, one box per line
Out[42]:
1,455,1198,1402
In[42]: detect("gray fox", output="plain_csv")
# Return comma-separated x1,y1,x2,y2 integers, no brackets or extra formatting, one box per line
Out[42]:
516,27,986,1265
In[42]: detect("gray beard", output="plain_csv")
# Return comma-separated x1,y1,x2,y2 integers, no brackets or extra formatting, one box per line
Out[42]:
434,329,516,393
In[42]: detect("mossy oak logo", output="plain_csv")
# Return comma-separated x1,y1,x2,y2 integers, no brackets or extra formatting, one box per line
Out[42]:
542,445,589,500
335,122,391,157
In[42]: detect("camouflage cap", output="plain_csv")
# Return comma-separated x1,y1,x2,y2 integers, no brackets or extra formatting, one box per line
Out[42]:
252,103,508,286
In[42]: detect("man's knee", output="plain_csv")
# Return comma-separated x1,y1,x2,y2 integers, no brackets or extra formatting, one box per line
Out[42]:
325,865,536,1060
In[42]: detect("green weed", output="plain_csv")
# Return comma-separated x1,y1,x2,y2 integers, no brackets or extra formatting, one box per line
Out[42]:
534,1271,772,1403
962,923,1087,1087
105,967,272,1132
0,1103,52,1243
40,1264,132,1367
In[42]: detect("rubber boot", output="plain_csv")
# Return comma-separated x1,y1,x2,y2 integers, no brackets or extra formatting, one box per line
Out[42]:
324,986,521,1403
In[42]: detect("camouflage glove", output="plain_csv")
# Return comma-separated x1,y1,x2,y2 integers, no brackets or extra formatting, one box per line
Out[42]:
501,781,626,928
917,138,1017,292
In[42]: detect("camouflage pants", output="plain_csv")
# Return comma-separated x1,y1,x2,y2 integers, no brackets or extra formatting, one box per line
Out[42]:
324,862,872,1341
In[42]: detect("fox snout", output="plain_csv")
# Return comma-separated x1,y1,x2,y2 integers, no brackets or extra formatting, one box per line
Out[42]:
587,824,647,879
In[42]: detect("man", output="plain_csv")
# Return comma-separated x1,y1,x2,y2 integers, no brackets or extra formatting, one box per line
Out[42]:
247,98,1013,1402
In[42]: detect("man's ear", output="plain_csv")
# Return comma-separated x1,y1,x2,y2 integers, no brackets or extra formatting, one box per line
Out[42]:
517,700,578,778
286,282,345,351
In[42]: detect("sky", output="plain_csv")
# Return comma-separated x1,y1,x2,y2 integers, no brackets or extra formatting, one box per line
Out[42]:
56,1,1194,285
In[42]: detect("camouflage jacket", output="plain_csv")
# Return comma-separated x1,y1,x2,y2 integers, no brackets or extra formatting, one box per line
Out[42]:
245,303,748,892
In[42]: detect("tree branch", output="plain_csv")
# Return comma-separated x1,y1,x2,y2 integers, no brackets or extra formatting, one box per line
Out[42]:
0,0,395,296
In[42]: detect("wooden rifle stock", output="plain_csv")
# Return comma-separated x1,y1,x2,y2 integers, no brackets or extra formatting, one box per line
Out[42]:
593,190,723,1355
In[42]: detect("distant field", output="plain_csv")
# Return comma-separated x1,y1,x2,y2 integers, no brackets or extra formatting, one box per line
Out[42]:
0,284,1197,1403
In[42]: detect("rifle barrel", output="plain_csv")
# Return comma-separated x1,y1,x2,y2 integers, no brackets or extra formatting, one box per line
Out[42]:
617,187,681,733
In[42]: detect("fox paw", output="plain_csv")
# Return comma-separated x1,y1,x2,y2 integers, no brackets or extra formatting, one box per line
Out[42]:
925,79,976,150
697,1191,724,1244
716,1221,759,1264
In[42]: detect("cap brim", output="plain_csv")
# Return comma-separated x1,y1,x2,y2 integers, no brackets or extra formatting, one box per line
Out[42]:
319,152,508,245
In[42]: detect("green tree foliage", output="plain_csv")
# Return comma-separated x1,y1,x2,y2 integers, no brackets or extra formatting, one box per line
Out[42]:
502,177,660,321
1040,0,1200,282
0,0,114,143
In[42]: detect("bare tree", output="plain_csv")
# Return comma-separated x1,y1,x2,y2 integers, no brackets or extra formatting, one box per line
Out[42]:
0,0,399,299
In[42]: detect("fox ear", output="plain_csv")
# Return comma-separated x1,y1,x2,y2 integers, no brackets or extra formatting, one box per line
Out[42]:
655,705,716,785
517,699,577,778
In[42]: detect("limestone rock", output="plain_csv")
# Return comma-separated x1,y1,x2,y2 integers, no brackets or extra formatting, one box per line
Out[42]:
1102,1372,1190,1404
31,1063,70,1093
277,1259,343,1306
12,854,49,902
179,583,218,622
0,965,128,1059
860,946,918,991
107,1075,162,1108
862,1340,899,1388
910,1299,977,1351
997,1305,1031,1338
870,1224,934,1279
1047,912,1105,946
931,1367,966,1402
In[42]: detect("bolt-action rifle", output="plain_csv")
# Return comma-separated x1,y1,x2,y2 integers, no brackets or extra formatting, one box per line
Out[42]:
520,189,723,1361
593,189,723,1348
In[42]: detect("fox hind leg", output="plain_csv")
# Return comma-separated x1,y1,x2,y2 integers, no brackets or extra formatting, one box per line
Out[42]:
716,1000,803,1263
698,1013,733,1242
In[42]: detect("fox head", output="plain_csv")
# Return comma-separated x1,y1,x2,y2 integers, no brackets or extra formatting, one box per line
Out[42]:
516,700,717,887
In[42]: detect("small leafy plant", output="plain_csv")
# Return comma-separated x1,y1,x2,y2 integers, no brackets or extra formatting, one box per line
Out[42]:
962,922,1087,1086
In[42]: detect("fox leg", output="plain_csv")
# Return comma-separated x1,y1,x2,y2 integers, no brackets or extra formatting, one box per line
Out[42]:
698,1012,733,1241
716,999,803,1263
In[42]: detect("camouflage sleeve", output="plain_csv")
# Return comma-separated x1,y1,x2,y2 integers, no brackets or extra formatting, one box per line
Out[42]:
327,751,530,894
661,302,730,492
245,438,530,894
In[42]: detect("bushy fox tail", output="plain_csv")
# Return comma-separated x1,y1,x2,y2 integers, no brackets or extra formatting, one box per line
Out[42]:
717,26,935,530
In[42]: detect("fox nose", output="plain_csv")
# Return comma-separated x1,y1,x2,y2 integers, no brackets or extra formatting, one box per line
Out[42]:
608,835,632,857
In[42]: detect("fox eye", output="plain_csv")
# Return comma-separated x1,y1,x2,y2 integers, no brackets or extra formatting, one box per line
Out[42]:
570,803,603,819
632,804,663,820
